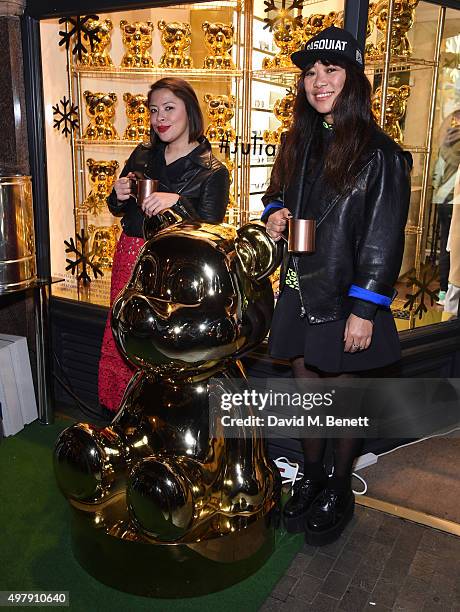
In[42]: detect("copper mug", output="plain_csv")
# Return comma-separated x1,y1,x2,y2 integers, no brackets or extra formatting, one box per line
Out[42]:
285,218,316,253
131,178,159,205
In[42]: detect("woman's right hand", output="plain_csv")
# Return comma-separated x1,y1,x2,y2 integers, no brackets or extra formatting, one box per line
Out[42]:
114,172,136,201
265,208,291,241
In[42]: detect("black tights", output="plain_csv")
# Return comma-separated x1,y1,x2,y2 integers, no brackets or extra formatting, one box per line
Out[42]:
292,357,363,489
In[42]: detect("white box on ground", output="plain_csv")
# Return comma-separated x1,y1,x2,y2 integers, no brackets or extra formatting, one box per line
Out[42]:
0,341,24,436
0,335,37,436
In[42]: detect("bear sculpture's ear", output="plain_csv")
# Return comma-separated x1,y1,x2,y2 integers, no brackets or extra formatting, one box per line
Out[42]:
235,221,282,282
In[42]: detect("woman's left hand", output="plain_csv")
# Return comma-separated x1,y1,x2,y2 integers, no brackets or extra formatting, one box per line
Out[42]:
343,313,373,353
141,192,179,217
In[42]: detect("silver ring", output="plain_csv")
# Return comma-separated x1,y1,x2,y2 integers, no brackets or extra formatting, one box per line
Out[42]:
352,343,360,349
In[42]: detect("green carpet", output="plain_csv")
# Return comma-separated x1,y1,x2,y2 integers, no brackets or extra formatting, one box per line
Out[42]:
0,419,303,611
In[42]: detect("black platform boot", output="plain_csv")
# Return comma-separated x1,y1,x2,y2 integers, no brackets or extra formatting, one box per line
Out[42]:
283,476,326,533
304,486,355,546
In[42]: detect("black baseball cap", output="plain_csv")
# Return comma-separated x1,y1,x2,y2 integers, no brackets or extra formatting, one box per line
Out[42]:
291,26,365,71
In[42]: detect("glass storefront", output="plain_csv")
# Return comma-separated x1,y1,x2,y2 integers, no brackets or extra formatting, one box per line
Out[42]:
39,0,460,331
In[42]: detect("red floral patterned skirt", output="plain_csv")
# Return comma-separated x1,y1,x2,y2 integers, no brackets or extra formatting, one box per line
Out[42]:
98,232,145,412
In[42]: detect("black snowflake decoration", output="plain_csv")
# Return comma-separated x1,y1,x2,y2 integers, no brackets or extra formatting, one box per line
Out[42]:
64,229,103,285
402,263,439,319
263,0,304,32
58,15,100,62
52,96,79,137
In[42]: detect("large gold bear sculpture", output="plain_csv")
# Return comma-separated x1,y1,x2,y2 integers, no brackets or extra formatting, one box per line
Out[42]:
54,220,281,597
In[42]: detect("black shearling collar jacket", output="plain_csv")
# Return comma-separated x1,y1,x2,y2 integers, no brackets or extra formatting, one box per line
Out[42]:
107,136,229,237
262,125,413,323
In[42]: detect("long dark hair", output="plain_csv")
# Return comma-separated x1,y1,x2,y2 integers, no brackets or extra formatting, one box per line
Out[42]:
147,77,204,146
270,58,377,194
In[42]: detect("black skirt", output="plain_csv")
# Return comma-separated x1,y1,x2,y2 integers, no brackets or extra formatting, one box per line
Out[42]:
269,285,401,373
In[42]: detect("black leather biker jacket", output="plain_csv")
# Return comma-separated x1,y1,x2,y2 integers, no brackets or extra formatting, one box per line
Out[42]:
262,125,413,324
107,136,229,237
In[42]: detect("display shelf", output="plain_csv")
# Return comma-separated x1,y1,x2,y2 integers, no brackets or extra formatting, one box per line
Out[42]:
72,66,243,81
175,0,240,8
365,56,436,71
402,145,428,154
76,139,149,147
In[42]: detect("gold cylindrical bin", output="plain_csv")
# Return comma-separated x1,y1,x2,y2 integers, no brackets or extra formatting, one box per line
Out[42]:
0,175,36,293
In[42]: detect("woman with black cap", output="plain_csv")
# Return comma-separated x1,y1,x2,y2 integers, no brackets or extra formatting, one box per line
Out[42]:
262,26,412,545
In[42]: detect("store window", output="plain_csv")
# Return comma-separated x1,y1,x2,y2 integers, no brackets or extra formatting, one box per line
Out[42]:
40,0,460,332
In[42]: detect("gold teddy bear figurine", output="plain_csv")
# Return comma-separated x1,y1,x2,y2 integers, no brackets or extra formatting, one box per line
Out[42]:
263,88,295,145
120,20,154,68
123,93,150,141
204,93,236,143
262,15,303,69
371,84,411,144
81,159,119,215
83,91,118,141
158,20,193,69
303,12,338,44
374,0,419,57
79,18,114,67
202,21,235,70
88,224,120,269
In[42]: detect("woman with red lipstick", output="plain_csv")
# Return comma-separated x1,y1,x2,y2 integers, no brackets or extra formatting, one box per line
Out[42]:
262,27,412,545
99,77,230,414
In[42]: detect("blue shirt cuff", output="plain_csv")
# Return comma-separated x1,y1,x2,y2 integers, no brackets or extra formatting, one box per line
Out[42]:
348,284,392,308
261,201,284,221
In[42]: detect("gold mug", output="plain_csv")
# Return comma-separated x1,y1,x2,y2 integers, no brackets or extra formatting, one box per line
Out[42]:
284,218,316,253
131,178,159,205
